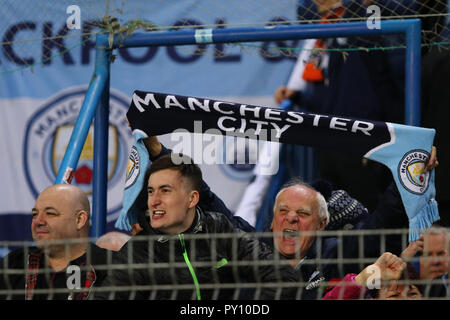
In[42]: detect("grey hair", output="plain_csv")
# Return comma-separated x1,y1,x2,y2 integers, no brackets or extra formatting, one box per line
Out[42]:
424,224,450,242
273,177,329,226
424,224,450,253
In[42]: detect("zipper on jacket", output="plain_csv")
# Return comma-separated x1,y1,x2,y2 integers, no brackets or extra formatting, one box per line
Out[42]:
178,234,201,300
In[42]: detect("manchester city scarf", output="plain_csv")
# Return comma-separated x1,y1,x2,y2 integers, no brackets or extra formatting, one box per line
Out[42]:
115,129,150,232
123,91,440,241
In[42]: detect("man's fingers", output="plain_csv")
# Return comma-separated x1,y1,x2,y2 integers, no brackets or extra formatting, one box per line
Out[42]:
379,252,403,269
392,259,406,272
415,241,424,250
424,146,438,172
378,252,397,268
274,86,287,104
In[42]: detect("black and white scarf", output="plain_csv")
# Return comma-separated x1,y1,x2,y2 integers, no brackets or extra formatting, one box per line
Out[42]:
120,91,439,241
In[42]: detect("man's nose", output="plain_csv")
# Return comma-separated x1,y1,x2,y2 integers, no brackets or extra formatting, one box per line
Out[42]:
33,213,47,226
149,193,161,207
286,211,299,223
430,256,444,266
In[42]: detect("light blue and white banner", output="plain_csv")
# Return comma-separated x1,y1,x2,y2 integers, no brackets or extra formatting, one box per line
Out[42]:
0,0,297,247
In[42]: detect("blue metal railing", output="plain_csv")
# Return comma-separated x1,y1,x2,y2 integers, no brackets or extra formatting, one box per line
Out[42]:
54,19,422,238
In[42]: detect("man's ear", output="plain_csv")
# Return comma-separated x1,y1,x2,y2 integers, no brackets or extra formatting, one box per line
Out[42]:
319,218,327,231
188,190,200,209
76,210,89,230
270,220,274,231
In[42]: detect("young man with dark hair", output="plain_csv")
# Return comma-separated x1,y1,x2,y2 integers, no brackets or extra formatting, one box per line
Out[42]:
95,153,297,300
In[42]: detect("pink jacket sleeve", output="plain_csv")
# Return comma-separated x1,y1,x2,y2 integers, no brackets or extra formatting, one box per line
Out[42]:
322,273,367,300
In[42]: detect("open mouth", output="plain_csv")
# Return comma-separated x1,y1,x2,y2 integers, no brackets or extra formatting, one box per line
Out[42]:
283,229,299,239
152,210,166,218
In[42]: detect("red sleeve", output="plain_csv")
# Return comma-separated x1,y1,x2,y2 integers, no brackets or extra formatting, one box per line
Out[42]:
322,273,366,300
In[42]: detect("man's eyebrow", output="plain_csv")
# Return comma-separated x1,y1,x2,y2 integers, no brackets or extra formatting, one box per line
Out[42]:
31,207,60,213
148,184,172,190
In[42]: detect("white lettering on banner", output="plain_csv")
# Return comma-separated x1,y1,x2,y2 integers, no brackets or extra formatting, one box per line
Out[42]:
213,101,235,115
239,104,261,118
33,100,80,138
187,97,210,112
264,108,282,121
312,114,329,127
165,95,186,110
285,111,304,124
133,93,161,112
311,113,374,136
330,117,351,131
352,121,374,136
248,119,268,135
217,116,236,132
131,94,376,138
218,116,291,138
271,122,290,138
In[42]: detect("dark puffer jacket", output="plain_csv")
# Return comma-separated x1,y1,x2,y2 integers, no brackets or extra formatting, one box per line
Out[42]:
95,207,297,300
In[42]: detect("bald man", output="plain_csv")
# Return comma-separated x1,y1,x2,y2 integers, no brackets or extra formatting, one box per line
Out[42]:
0,184,109,300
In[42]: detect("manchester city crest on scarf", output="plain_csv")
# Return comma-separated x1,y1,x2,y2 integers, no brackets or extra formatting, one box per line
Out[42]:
125,146,140,189
398,149,430,195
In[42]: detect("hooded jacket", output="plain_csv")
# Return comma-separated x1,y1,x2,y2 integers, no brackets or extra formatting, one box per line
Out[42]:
95,207,297,300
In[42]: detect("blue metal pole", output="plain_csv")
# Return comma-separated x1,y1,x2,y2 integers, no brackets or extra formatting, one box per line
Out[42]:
106,20,416,47
90,35,111,238
54,69,108,184
404,19,422,126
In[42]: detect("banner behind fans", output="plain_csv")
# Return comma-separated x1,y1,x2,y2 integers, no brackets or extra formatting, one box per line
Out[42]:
0,1,297,250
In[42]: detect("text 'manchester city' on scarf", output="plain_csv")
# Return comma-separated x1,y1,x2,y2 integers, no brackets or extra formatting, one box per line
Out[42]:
119,91,439,242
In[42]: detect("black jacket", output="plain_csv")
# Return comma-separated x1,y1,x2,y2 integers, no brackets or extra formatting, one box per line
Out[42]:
95,207,297,300
424,273,449,298
0,243,110,300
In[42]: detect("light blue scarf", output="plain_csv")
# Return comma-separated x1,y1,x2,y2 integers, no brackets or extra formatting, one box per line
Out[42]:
115,129,150,232
365,123,439,241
